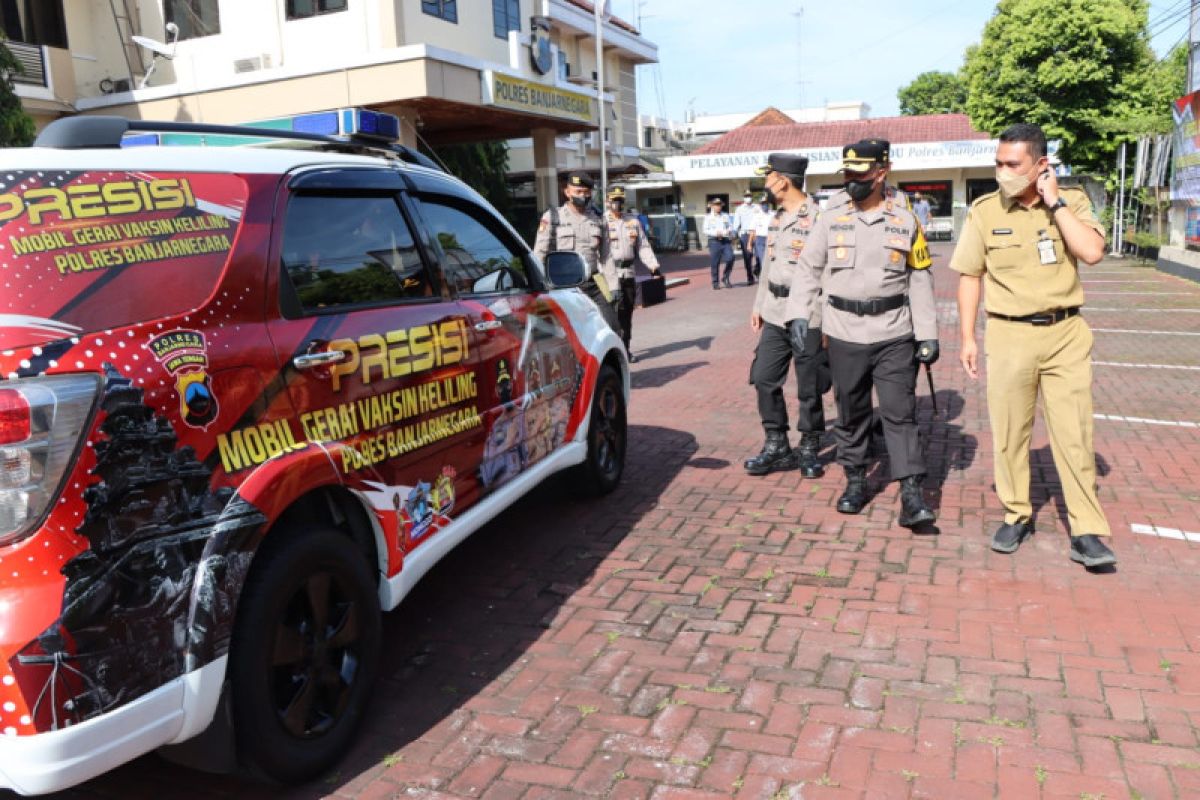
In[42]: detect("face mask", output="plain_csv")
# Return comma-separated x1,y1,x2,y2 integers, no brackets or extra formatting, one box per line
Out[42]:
570,194,589,208
844,177,875,202
996,167,1035,200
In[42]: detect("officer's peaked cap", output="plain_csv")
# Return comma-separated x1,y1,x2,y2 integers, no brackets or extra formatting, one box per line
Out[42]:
754,153,809,177
607,185,627,200
842,139,890,173
566,171,594,189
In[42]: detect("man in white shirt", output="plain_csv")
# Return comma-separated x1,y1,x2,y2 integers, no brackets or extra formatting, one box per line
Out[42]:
734,190,759,285
703,198,736,289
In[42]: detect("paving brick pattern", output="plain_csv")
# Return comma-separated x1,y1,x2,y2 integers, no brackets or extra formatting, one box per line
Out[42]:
57,246,1200,799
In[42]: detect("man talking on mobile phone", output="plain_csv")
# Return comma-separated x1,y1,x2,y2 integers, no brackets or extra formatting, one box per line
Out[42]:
949,123,1115,569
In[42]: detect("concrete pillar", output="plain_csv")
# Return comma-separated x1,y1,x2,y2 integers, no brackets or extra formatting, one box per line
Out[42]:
532,127,559,213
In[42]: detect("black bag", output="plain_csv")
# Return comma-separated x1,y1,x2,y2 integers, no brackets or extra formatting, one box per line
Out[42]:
638,274,666,307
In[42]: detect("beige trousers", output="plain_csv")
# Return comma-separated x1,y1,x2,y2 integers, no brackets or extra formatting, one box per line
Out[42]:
984,315,1110,537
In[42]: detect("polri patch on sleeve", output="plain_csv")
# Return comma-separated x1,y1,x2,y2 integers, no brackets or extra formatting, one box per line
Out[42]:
907,227,932,270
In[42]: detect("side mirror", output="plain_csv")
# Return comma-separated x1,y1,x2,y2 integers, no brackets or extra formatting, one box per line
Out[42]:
545,250,588,288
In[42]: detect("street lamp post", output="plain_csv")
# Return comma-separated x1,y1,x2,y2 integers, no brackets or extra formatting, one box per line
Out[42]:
594,1,607,199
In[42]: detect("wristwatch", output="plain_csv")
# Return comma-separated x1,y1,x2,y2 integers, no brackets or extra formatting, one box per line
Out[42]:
1048,197,1068,213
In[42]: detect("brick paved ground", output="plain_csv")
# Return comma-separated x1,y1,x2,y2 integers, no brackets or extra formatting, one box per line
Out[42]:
58,245,1200,799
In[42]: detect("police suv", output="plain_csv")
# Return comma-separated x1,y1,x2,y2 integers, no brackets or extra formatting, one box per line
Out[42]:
0,110,627,793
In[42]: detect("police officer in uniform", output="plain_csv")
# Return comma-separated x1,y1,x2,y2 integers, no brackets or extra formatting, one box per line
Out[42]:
703,198,736,289
602,186,661,362
951,123,1116,568
533,171,619,334
745,153,830,477
786,140,938,528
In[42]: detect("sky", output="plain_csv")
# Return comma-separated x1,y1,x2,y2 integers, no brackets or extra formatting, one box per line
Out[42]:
618,0,1192,123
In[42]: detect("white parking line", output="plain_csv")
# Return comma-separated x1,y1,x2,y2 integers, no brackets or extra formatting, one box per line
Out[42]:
1087,308,1200,313
1131,523,1200,542
1092,328,1200,336
1094,413,1199,428
1092,361,1200,371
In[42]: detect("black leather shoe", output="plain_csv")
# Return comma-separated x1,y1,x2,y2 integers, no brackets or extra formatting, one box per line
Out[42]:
837,466,868,514
796,432,824,478
744,432,798,476
897,475,936,528
1069,534,1117,567
991,521,1032,553
712,283,721,290
722,276,733,289
628,353,639,364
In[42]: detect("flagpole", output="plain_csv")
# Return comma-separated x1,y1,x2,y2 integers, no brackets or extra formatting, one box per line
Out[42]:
594,1,607,199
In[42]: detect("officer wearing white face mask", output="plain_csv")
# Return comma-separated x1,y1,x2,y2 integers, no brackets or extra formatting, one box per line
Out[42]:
950,122,1115,569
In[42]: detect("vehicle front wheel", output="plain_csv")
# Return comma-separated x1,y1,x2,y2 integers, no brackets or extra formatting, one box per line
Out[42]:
571,363,626,495
229,526,381,783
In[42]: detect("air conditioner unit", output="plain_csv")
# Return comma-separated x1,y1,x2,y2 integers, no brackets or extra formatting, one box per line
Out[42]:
233,54,272,74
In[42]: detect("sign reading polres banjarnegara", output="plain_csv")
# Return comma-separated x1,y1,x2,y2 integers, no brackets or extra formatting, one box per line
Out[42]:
665,140,1060,182
481,71,593,124
1171,91,1200,205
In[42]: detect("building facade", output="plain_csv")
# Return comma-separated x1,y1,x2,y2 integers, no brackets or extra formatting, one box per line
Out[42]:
7,0,656,215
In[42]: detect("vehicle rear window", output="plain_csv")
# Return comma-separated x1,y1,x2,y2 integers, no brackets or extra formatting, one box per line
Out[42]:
0,170,247,339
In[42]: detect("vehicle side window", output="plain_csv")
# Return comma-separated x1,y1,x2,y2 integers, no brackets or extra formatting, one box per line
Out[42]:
280,194,435,313
416,197,530,296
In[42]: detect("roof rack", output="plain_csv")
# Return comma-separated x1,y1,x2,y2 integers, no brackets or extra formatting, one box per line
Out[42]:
33,115,443,172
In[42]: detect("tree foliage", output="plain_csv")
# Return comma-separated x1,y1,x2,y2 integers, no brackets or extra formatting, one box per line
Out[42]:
962,0,1163,174
0,38,35,147
898,71,968,116
423,140,513,222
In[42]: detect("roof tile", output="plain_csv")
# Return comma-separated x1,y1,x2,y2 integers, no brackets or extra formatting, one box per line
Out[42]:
693,113,990,155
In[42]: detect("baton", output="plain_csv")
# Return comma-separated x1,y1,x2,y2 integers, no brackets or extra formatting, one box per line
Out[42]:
924,363,938,417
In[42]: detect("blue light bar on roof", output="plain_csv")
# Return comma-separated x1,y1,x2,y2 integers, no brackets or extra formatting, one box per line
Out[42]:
250,107,401,142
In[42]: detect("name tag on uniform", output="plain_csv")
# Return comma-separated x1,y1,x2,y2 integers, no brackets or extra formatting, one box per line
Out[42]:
1037,237,1057,265
991,228,1013,235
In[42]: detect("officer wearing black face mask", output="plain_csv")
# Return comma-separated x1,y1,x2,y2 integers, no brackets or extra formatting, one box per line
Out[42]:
533,171,618,332
744,153,831,478
784,139,939,530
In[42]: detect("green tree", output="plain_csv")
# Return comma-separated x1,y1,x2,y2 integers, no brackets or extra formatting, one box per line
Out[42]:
423,140,513,221
0,38,34,146
963,0,1160,173
898,71,968,116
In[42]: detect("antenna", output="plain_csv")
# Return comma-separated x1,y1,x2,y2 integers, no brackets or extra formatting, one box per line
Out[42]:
132,22,179,89
794,4,804,108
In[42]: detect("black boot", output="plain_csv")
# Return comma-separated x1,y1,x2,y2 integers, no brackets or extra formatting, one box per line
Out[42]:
897,474,936,528
837,466,868,514
744,432,798,476
797,432,824,478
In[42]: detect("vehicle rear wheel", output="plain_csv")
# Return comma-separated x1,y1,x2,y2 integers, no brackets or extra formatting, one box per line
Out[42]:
571,363,626,495
229,526,381,783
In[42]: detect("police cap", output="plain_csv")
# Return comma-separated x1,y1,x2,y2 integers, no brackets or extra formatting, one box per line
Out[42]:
607,186,626,200
755,153,809,178
566,171,594,189
842,139,890,173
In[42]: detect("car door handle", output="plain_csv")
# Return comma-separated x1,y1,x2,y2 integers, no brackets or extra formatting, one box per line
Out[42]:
474,320,503,332
293,350,348,369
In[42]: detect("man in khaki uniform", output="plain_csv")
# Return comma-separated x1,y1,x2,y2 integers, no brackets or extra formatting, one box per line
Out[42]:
532,171,619,334
951,122,1115,568
786,139,938,529
602,186,661,362
745,153,830,477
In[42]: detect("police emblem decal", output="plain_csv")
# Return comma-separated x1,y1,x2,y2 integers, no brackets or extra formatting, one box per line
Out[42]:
148,329,220,429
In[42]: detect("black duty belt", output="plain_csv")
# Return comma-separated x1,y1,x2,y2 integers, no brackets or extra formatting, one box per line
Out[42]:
828,294,906,316
618,259,634,269
768,281,790,298
988,307,1080,326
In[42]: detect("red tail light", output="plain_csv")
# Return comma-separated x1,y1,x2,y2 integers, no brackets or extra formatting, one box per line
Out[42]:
0,389,30,445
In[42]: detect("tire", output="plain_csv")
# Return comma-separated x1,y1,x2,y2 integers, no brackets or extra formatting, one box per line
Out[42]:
229,526,381,783
571,363,626,495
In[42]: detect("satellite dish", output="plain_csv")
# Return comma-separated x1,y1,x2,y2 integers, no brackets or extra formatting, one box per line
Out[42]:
132,23,179,88
132,35,173,58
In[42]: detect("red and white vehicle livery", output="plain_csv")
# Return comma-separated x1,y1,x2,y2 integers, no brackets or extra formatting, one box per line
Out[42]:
0,114,627,793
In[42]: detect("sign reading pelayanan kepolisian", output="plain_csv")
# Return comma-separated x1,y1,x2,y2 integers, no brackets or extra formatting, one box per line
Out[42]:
665,140,1008,181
